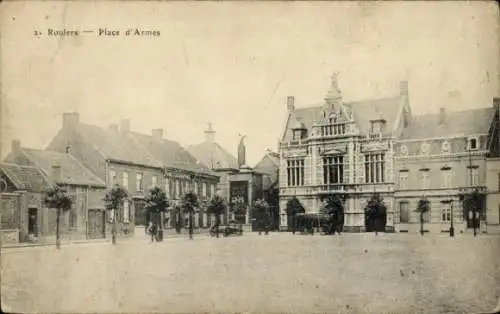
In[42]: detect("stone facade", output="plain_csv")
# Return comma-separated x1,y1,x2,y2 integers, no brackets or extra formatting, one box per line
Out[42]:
278,74,499,233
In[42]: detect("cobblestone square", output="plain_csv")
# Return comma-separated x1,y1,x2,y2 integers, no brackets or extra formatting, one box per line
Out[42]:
2,233,500,314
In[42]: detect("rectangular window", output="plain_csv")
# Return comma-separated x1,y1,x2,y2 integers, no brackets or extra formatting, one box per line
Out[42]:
109,170,117,186
136,173,143,191
123,200,130,223
323,156,344,184
468,138,478,150
152,175,158,187
364,153,385,183
399,172,408,189
441,207,451,222
399,202,409,223
176,180,181,198
165,178,170,198
203,183,207,198
123,172,129,189
421,171,429,189
442,170,452,188
467,167,479,186
287,159,305,186
211,184,215,197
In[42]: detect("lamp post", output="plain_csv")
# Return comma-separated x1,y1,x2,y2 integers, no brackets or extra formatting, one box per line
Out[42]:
449,198,455,237
467,146,477,237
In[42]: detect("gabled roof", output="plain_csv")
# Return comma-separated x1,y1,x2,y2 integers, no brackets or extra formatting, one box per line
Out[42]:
266,151,280,166
0,163,49,192
401,107,494,139
19,148,106,187
282,96,403,142
130,132,213,174
187,141,238,170
76,123,163,168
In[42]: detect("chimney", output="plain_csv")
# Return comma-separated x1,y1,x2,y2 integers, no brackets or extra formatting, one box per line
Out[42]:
399,81,409,96
108,124,119,132
120,119,130,133
51,164,62,183
438,107,445,125
287,96,295,112
152,128,163,141
62,112,80,130
11,140,21,155
204,123,216,142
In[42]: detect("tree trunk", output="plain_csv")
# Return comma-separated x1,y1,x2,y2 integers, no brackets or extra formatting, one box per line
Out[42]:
215,213,220,238
420,212,424,236
56,208,61,249
112,209,117,245
189,212,193,240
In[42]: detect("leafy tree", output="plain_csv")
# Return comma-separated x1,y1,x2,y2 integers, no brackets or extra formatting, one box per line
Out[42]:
207,195,226,238
43,185,72,249
182,192,199,240
103,184,128,245
253,198,270,235
265,183,279,231
415,198,430,236
365,193,387,235
286,197,304,234
230,197,247,230
320,194,344,234
144,186,169,242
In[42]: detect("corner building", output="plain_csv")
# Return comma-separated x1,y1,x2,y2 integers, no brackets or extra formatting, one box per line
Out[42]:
278,74,499,233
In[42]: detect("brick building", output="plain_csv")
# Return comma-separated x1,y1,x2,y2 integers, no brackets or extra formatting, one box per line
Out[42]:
278,73,499,233
1,141,106,243
46,113,219,231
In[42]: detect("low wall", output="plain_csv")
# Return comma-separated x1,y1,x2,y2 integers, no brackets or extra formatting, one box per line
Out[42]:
0,229,19,245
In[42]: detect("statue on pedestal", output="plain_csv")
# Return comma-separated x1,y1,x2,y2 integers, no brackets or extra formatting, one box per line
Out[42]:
238,135,246,168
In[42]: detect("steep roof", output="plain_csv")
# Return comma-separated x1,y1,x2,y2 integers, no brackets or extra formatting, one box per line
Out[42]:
130,132,213,174
0,163,49,192
76,123,163,168
282,96,403,142
401,107,494,139
20,148,106,187
187,141,238,170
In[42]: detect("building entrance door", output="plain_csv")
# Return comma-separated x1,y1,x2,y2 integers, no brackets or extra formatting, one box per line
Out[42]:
88,209,105,239
365,212,387,232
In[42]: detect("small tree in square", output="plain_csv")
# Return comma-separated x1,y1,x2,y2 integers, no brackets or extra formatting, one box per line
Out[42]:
104,184,128,245
415,198,430,236
43,184,72,249
253,198,270,235
365,193,387,235
182,192,199,240
145,186,169,242
207,195,226,238
286,197,303,234
230,197,247,231
320,194,344,235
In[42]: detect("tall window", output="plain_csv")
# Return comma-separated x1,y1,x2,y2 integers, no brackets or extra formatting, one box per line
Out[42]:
194,182,199,194
399,201,409,223
420,171,430,189
399,172,408,189
136,173,144,191
323,156,344,184
176,180,181,198
123,172,129,189
467,167,479,186
152,175,158,187
210,184,215,197
165,178,170,198
468,137,478,150
123,200,130,223
109,170,117,186
441,169,452,188
441,206,451,222
321,124,346,136
364,154,385,183
202,183,207,198
287,159,305,186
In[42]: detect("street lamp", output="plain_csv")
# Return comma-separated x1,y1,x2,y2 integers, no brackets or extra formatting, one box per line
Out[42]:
449,198,455,237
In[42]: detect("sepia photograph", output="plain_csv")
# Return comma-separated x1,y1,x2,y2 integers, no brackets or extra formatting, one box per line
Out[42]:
1,1,499,313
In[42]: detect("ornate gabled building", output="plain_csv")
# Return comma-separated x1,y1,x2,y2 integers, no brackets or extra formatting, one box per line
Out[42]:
278,73,500,233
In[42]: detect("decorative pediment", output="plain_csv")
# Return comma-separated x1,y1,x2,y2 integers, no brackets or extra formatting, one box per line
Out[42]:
361,141,388,152
316,104,354,125
319,144,347,155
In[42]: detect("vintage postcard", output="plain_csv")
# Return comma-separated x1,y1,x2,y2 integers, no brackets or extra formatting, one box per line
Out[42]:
1,1,499,313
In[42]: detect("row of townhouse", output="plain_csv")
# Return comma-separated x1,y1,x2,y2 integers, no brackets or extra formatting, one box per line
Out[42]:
278,73,500,233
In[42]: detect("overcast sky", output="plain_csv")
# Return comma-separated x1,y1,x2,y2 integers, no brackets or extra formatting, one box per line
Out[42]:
1,1,499,166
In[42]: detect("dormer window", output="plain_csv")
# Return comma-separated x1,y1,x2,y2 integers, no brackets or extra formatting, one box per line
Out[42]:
369,118,386,138
468,137,478,151
291,120,307,141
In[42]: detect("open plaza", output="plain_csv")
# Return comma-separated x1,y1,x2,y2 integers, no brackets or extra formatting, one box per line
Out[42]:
2,232,499,314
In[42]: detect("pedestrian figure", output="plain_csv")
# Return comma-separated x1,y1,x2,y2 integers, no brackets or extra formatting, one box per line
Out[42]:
150,222,158,242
